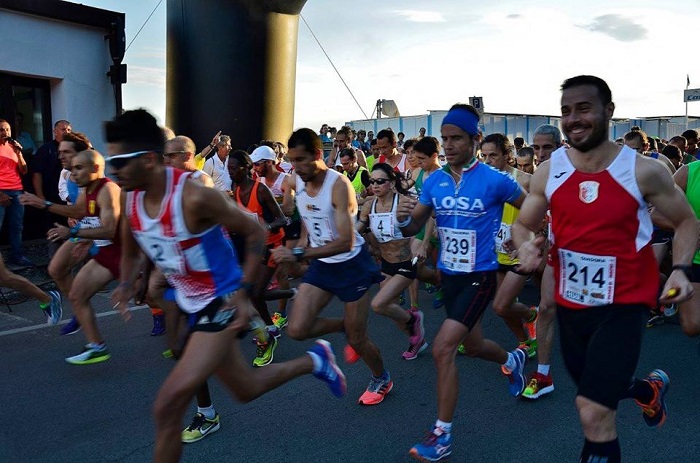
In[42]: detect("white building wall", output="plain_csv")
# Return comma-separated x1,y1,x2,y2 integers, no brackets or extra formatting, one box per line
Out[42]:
0,9,116,152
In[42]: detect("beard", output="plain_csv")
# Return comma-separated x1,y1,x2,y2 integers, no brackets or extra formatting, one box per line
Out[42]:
564,116,608,153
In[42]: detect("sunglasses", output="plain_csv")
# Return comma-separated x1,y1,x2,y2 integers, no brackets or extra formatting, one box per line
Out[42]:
106,150,150,169
368,178,390,185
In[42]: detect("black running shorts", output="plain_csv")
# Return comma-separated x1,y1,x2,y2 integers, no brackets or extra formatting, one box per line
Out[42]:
441,271,497,330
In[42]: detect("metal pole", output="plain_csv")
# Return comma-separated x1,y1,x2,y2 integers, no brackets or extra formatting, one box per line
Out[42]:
686,76,690,131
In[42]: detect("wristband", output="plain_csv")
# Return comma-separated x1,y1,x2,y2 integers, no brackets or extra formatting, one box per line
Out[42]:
209,143,216,149
69,223,81,238
292,247,305,260
671,264,693,280
397,216,413,228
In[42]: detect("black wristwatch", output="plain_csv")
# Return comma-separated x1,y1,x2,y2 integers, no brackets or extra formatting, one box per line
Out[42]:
292,247,305,260
43,200,53,210
671,264,694,280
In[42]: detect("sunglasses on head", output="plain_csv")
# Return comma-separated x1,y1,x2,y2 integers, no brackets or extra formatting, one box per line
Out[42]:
368,178,390,185
106,150,150,169
163,150,187,158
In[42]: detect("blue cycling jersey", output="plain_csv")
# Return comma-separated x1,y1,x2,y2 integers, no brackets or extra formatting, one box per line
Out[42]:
419,161,522,274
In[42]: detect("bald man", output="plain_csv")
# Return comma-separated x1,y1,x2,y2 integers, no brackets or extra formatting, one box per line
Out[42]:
21,150,122,365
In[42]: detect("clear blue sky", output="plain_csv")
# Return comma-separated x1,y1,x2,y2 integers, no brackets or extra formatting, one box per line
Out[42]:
80,0,700,132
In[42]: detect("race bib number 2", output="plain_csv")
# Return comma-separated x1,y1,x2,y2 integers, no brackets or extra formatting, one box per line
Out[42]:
139,234,186,276
559,249,616,306
439,227,476,273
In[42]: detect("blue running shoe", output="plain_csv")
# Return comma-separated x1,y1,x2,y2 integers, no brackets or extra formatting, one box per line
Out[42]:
409,426,452,462
61,316,81,336
308,340,347,398
501,348,527,397
424,283,437,294
46,290,63,325
637,369,669,428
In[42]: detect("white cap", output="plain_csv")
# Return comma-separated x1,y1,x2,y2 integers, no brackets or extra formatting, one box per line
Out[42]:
250,146,276,163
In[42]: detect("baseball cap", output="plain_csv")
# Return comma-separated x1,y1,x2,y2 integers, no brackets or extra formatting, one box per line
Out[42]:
250,146,276,163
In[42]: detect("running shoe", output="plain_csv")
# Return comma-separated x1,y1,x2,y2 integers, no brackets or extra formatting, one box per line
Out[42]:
424,283,437,294
646,312,664,328
399,290,406,306
43,290,63,325
162,348,174,359
267,278,279,291
523,306,538,341
307,339,347,398
662,303,678,318
358,373,393,405
61,316,81,335
636,369,670,428
344,344,361,364
150,314,165,336
457,343,467,355
518,339,538,360
65,344,111,365
181,412,220,443
253,336,278,367
403,340,428,360
409,426,452,462
267,325,281,339
522,372,554,399
432,288,444,309
501,348,527,397
271,312,288,329
8,255,33,267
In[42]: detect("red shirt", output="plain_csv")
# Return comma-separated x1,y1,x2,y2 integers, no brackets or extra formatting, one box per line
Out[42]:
0,143,23,190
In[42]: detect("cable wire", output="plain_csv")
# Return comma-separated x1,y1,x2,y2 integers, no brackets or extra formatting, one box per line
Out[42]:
300,14,369,120
125,0,164,53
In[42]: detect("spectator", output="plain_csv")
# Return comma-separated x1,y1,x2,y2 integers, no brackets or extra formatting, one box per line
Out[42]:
14,112,37,156
0,119,31,266
202,134,232,192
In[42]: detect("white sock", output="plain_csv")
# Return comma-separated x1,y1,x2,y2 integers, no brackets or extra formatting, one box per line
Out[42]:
435,419,452,435
537,364,550,376
197,405,216,419
503,352,517,372
307,351,322,374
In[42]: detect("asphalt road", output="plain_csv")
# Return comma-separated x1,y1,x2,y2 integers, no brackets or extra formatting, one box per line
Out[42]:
1,277,698,463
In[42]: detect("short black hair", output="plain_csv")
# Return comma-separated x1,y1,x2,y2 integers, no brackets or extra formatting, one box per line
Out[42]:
104,109,165,153
288,128,322,154
561,75,612,106
413,136,440,156
376,128,396,144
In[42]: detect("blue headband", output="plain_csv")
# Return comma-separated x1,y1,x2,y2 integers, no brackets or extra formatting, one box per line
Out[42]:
441,107,480,136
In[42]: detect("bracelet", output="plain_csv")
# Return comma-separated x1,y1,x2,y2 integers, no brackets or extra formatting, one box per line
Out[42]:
69,223,81,238
397,216,413,228
209,143,216,149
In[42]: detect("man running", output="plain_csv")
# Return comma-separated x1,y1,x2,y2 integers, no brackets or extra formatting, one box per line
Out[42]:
272,128,389,405
396,104,528,461
512,75,697,463
106,110,346,463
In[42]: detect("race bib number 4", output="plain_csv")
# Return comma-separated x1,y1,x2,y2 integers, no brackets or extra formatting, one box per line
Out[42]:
439,227,476,273
559,249,616,306
369,212,395,243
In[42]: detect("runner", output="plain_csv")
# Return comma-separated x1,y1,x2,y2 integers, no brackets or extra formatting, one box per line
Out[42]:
272,128,389,405
396,103,528,462
105,109,346,463
512,75,696,462
481,133,538,359
357,162,427,360
21,149,122,364
0,254,62,324
228,148,290,366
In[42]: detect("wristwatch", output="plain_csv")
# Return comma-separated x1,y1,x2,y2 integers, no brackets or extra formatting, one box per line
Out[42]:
671,264,694,280
292,247,305,260
43,200,53,210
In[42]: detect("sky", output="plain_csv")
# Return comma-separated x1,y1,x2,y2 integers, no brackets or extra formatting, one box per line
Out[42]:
79,0,700,133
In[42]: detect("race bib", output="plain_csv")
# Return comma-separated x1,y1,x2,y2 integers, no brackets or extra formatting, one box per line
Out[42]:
138,234,186,276
79,216,112,247
369,212,395,243
439,227,476,272
559,249,616,306
303,215,334,247
495,222,511,254
240,208,259,223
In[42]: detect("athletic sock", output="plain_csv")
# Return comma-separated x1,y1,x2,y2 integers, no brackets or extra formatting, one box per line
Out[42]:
579,438,620,463
502,352,517,372
405,313,416,331
623,377,654,403
435,419,452,436
308,351,322,374
197,405,216,420
87,342,106,351
151,307,163,316
537,364,551,376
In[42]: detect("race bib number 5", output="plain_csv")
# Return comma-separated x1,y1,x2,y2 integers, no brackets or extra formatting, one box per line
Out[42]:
559,249,616,306
302,215,334,247
439,227,476,273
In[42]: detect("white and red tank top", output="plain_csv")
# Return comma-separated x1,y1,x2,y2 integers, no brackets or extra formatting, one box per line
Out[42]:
545,146,658,309
126,167,242,313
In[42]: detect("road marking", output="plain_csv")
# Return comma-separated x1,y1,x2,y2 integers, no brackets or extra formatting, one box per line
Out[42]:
0,304,149,337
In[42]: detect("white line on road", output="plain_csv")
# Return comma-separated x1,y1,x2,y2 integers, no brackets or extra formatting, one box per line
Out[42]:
0,304,150,337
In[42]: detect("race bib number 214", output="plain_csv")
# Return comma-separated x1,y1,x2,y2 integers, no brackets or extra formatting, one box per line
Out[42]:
559,249,616,306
